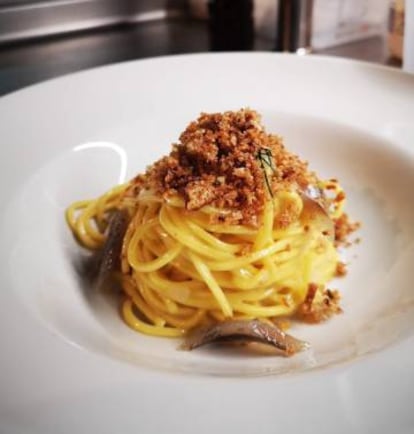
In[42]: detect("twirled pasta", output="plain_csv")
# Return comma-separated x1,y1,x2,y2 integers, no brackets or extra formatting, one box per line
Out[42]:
66,185,341,337
66,109,354,342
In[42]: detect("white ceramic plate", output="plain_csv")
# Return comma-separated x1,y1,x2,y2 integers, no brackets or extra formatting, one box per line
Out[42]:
1,53,413,433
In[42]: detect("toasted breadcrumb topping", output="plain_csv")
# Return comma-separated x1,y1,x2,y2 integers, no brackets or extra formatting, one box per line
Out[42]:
296,284,342,323
334,213,361,247
335,261,347,277
130,109,317,226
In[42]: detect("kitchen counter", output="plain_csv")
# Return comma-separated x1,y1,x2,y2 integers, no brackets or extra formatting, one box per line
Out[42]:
0,17,395,97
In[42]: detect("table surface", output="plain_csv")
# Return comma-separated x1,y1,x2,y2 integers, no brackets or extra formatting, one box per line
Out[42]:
0,17,397,97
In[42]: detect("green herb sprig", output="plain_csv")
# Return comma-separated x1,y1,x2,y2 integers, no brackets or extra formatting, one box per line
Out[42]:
256,147,277,197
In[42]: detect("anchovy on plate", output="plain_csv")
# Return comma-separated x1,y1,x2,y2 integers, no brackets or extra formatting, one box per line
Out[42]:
182,319,309,356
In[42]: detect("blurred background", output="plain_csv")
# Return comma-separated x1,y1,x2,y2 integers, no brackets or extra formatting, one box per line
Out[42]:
0,0,407,96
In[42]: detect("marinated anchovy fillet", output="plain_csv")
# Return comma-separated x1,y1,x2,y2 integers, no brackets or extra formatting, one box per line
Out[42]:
182,320,309,356
95,210,129,287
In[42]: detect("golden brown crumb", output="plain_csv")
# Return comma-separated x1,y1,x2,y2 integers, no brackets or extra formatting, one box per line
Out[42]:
130,109,317,226
335,191,346,202
296,283,342,323
335,261,347,277
334,213,361,246
274,196,303,229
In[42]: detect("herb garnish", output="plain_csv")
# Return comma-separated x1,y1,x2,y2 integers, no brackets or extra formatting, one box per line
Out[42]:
256,147,276,197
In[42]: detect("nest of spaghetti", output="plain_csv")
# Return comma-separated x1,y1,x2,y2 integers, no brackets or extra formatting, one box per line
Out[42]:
66,109,358,355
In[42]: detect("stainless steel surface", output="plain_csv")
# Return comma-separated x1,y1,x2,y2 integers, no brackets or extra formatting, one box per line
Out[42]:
0,12,393,98
275,0,314,53
0,0,184,43
0,18,210,96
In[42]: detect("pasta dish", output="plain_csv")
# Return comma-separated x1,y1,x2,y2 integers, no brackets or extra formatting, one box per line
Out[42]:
66,109,357,354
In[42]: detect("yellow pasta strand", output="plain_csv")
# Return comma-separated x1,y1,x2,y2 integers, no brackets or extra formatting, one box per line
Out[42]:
66,185,340,338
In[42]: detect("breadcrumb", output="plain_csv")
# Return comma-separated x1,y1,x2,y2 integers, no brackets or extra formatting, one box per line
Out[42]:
130,109,317,226
296,284,342,323
335,261,347,277
334,213,361,246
